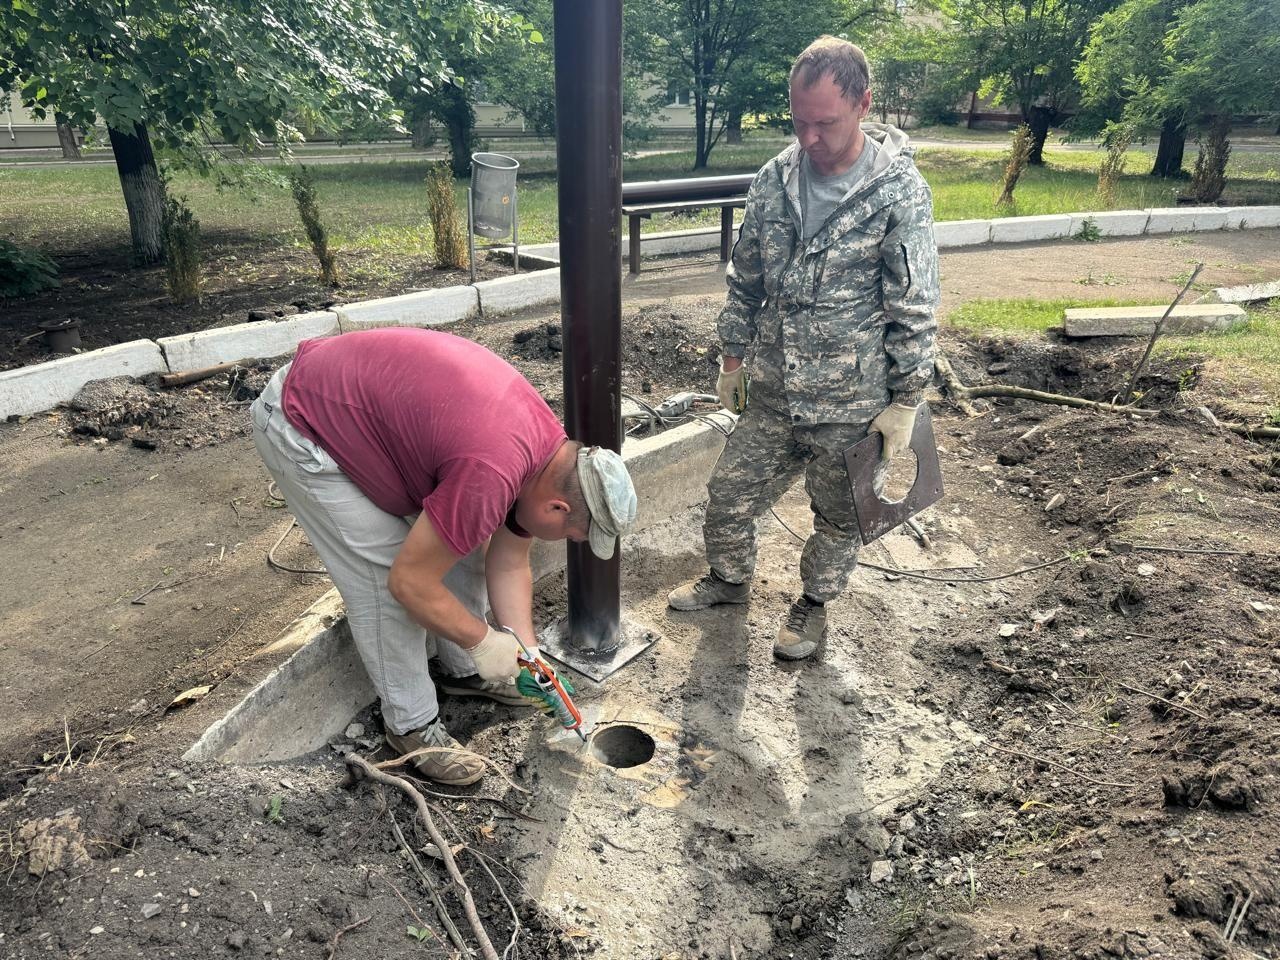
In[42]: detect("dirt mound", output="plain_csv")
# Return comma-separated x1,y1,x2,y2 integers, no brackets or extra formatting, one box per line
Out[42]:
622,303,720,393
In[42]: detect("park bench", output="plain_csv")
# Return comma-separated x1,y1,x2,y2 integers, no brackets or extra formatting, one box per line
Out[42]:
621,173,754,274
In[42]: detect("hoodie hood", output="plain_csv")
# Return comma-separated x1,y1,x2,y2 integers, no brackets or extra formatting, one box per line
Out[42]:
776,121,917,224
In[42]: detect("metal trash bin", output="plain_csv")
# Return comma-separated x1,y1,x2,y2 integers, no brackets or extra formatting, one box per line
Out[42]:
470,152,519,239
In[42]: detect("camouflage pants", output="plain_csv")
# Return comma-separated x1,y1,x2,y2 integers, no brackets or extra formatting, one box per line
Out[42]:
703,399,881,603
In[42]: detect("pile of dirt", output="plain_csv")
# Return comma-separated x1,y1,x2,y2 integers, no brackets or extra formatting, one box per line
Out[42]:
57,363,282,451
621,302,721,393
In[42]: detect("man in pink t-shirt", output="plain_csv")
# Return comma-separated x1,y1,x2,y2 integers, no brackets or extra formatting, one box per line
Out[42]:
250,329,637,785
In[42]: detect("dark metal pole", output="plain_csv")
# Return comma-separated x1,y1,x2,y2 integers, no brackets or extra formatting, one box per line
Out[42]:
554,0,623,651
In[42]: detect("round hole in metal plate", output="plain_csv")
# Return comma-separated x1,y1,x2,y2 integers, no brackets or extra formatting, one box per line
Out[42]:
589,725,656,769
879,450,920,504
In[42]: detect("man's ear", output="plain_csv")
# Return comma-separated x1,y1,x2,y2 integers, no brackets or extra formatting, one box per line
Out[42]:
547,498,571,516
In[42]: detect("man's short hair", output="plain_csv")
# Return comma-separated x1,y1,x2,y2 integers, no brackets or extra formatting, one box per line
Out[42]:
554,441,591,535
790,36,871,104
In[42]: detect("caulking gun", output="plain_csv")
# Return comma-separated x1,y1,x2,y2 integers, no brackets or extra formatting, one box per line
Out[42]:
499,626,588,742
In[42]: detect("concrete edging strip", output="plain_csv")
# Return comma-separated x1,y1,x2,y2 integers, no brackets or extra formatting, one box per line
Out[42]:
184,412,734,764
475,268,562,316
157,311,340,372
335,285,479,332
0,339,168,419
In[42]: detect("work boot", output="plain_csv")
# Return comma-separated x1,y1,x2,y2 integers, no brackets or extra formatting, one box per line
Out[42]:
667,569,750,611
385,718,485,786
773,596,827,661
437,672,530,707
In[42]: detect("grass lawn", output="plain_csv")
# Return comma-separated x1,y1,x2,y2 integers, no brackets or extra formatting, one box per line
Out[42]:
1,134,1278,265
946,297,1280,414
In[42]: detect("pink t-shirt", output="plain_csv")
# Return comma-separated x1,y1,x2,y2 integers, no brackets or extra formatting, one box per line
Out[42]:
281,328,566,557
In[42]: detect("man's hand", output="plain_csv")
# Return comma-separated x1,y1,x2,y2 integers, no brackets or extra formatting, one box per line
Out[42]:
467,626,523,683
869,402,919,462
717,359,749,414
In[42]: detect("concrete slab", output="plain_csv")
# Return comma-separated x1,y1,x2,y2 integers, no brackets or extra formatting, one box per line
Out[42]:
335,285,478,331
933,219,991,248
475,268,561,316
1063,303,1246,337
0,339,169,419
158,311,339,373
187,411,735,763
1231,206,1280,229
1144,206,1230,234
990,214,1073,244
1069,210,1150,238
621,225,725,259
1206,279,1280,304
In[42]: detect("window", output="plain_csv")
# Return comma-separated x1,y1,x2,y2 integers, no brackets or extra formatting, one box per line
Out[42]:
666,84,692,107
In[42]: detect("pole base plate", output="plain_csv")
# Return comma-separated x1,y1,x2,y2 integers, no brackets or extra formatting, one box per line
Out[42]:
537,617,660,683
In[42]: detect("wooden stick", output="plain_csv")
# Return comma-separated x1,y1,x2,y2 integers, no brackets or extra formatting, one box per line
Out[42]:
325,915,370,960
986,742,1139,789
1111,679,1211,721
1120,263,1203,405
158,358,258,389
389,811,468,953
933,354,982,417
346,754,500,960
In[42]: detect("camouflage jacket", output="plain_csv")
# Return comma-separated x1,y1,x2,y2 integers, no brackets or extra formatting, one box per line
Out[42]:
718,123,940,423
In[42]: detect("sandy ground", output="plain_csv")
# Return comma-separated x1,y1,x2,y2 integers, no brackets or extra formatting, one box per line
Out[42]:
2,232,1279,959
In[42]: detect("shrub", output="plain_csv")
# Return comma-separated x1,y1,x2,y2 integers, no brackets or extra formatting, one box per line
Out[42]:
162,196,202,304
290,167,339,287
1096,121,1133,210
425,163,469,270
0,239,60,298
996,124,1033,207
1188,117,1231,204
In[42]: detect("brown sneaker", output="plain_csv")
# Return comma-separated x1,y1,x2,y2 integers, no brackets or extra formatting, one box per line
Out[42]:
385,719,485,786
667,570,751,611
437,672,530,708
773,597,827,661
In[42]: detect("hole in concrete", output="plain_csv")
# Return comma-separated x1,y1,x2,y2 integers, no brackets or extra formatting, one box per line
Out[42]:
589,725,655,769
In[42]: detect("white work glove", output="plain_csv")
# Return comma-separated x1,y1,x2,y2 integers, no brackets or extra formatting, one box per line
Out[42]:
716,361,749,414
467,625,522,683
869,402,919,462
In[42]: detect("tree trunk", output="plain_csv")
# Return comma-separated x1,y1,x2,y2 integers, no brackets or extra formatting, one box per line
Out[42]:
435,83,475,178
107,122,166,265
725,109,742,145
1150,117,1187,178
1026,106,1053,165
409,99,435,149
693,92,709,169
966,91,978,129
55,115,81,160
1189,114,1231,203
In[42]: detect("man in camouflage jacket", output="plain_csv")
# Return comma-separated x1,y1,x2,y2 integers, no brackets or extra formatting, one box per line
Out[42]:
669,36,940,660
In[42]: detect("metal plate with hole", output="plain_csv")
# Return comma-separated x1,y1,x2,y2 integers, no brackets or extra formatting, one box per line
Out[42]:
844,405,945,545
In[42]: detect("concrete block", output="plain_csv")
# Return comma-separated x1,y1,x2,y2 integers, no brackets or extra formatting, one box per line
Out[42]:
990,214,1073,244
620,225,725,259
158,311,339,373
183,591,373,764
1209,279,1280,304
335,285,478,331
475,268,562,315
0,339,169,419
517,241,561,262
1231,206,1280,229
1063,303,1246,338
1144,206,1230,234
1068,210,1150,238
933,219,991,248
185,412,734,763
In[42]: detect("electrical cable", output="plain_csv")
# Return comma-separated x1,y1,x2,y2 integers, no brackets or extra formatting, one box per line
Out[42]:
264,482,328,576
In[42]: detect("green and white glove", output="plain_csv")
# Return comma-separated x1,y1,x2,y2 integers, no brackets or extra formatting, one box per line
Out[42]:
716,362,749,415
869,402,919,462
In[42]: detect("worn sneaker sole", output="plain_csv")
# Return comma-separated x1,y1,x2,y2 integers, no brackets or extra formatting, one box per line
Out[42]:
773,639,820,661
667,590,750,612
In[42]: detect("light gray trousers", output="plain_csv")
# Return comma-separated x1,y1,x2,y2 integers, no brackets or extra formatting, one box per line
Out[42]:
250,366,483,735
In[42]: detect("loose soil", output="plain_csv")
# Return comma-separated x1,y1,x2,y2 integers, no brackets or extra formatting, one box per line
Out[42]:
2,237,1280,960
0,240,523,372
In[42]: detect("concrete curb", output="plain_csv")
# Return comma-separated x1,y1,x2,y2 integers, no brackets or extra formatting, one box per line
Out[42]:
0,339,169,418
157,311,340,372
475,268,561,316
184,412,734,763
4,205,1278,421
336,286,479,332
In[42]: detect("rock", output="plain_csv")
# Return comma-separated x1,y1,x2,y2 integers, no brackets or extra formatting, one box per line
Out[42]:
899,812,918,834
126,699,149,716
17,813,91,877
1137,563,1156,577
343,722,365,739
247,309,273,322
141,903,163,919
998,624,1018,638
844,888,862,909
791,914,803,933
227,930,247,950
869,860,893,883
90,926,104,935
1044,493,1065,513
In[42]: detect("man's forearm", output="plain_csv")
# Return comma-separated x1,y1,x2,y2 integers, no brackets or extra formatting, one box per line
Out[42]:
390,577,488,650
487,562,535,648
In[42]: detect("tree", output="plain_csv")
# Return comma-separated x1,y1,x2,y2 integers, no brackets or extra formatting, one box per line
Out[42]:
1077,0,1189,177
0,0,499,263
945,0,1120,163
